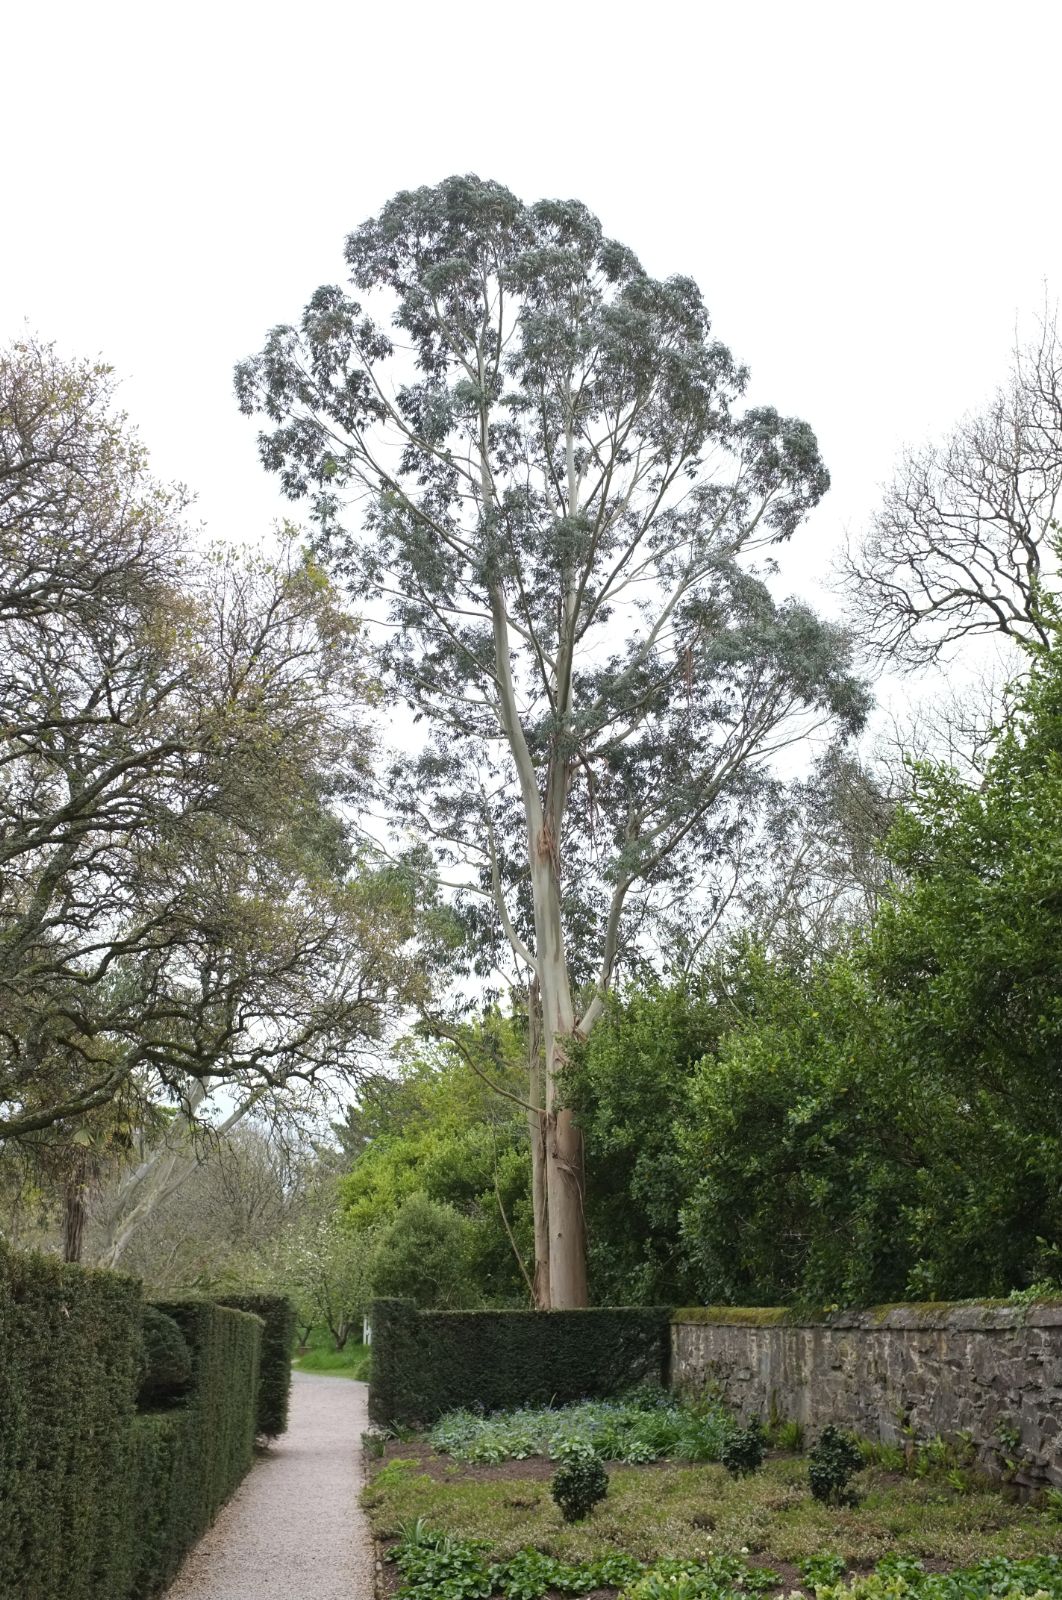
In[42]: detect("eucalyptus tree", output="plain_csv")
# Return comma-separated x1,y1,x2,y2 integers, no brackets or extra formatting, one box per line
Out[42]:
237,175,868,1306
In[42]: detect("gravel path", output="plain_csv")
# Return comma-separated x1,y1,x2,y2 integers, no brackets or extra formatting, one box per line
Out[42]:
165,1371,374,1600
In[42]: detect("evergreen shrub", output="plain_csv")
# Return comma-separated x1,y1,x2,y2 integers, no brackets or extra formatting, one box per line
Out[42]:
0,1241,141,1600
0,1242,267,1600
550,1445,610,1521
127,1298,262,1593
808,1425,864,1507
139,1305,193,1406
216,1291,296,1436
720,1418,766,1477
369,1298,671,1427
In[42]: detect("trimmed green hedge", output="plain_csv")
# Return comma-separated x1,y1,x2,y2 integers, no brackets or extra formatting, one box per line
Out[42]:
0,1243,268,1600
369,1299,671,1427
128,1299,262,1594
0,1241,142,1600
217,1291,296,1437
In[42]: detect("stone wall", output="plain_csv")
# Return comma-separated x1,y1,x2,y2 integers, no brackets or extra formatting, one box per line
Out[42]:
671,1303,1062,1490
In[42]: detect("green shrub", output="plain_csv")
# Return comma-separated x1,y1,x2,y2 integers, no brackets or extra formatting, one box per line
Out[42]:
370,1298,671,1427
800,1554,848,1591
622,1557,781,1600
0,1244,264,1600
809,1424,864,1507
126,1299,262,1593
139,1306,193,1407
389,1526,644,1600
216,1292,295,1436
810,1555,1062,1600
372,1193,474,1308
720,1418,765,1477
550,1445,609,1522
0,1241,142,1600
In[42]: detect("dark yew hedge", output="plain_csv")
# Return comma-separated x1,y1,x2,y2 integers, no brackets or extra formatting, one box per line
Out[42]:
130,1299,262,1593
0,1242,142,1600
217,1291,296,1437
0,1244,283,1600
369,1299,671,1427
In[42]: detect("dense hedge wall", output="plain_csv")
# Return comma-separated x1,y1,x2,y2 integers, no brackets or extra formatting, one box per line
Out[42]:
0,1242,142,1600
369,1299,671,1427
128,1299,262,1593
217,1291,295,1437
0,1244,266,1600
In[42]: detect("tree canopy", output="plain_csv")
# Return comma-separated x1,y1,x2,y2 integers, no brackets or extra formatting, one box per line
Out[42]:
0,339,420,1203
237,174,867,1304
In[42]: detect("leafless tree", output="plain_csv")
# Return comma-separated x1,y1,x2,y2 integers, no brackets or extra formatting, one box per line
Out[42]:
843,313,1062,668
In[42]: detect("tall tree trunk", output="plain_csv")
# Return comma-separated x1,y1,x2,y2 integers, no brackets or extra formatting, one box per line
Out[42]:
62,1159,88,1263
531,832,589,1309
544,1076,588,1309
539,961,588,1309
527,977,551,1309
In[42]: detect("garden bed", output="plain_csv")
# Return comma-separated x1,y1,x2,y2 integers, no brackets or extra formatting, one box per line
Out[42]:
361,1397,1062,1600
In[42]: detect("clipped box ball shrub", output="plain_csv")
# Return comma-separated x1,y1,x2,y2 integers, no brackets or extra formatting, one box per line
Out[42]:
216,1291,296,1437
550,1445,610,1522
139,1305,193,1407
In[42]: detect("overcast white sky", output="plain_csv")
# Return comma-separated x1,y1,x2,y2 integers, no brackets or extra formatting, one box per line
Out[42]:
4,0,1061,695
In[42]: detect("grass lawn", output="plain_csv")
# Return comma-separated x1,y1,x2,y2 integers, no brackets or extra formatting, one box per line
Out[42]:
363,1446,1062,1572
292,1324,370,1379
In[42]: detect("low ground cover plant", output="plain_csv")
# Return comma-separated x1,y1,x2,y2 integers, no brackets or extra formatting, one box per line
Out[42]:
291,1325,370,1380
385,1526,1062,1600
428,1388,732,1465
363,1452,1062,1569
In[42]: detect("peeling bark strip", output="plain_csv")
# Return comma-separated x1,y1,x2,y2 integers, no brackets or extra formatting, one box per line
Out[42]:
527,978,551,1310
238,177,867,1308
